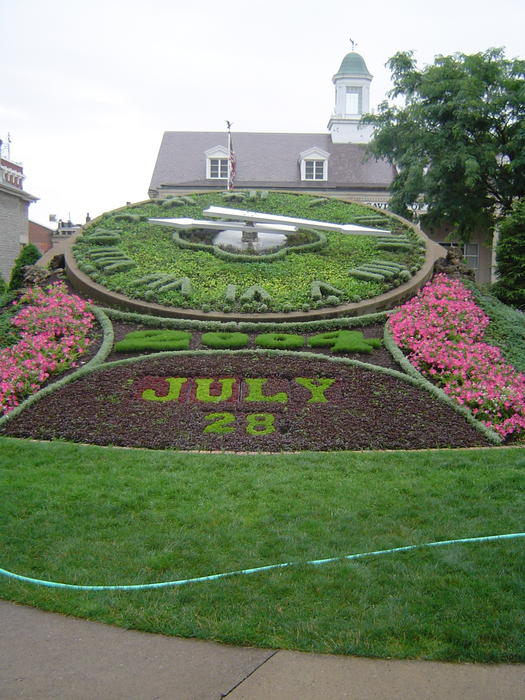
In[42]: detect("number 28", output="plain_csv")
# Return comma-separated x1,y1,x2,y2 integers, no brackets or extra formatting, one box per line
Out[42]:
204,412,276,436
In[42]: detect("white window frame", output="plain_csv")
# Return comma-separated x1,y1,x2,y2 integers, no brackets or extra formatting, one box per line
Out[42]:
345,87,363,115
205,145,230,180
299,147,330,182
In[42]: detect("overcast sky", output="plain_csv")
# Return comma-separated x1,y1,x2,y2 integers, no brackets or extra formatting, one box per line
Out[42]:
2,0,524,227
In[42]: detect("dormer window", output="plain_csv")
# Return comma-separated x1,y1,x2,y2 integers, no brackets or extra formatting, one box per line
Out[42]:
205,145,230,180
304,160,326,180
209,158,228,179
299,147,330,181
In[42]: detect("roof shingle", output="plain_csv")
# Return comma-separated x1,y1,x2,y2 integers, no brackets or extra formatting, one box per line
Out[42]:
149,131,394,194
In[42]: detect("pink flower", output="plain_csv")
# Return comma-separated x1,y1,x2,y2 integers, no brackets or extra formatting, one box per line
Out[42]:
0,282,95,416
389,274,525,439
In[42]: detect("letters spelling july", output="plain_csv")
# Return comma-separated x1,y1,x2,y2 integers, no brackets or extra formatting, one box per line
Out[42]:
141,377,336,404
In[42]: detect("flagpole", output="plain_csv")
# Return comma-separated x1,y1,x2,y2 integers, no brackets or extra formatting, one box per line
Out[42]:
226,120,232,191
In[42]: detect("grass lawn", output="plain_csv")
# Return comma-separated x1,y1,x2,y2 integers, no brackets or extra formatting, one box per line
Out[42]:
1,437,524,662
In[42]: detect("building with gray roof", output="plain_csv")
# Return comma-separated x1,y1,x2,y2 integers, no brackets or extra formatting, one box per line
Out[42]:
148,51,395,207
147,49,493,283
148,131,395,200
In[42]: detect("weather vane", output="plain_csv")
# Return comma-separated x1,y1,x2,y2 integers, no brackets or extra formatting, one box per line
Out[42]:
349,38,358,51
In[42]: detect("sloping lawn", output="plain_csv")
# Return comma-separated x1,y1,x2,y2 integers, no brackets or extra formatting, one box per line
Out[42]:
1,438,524,663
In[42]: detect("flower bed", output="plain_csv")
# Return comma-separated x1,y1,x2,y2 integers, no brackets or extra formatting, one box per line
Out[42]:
388,274,525,438
0,283,95,415
1,353,490,451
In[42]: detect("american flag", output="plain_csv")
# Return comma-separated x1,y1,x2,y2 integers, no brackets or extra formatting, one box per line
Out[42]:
228,133,236,190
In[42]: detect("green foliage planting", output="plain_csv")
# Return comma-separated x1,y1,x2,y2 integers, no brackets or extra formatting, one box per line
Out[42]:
224,284,237,302
493,198,525,308
349,260,412,285
376,235,414,251
310,281,344,301
102,305,389,333
112,213,142,223
464,282,525,373
114,330,192,352
114,327,382,354
160,197,186,208
130,273,192,297
75,241,137,276
72,192,422,312
364,48,525,239
84,231,122,245
222,191,247,202
239,284,272,304
8,244,41,291
0,303,19,348
309,330,382,353
348,268,384,282
201,331,249,349
254,332,305,350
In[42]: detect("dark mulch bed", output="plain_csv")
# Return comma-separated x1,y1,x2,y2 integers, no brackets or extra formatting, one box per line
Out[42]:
3,354,491,452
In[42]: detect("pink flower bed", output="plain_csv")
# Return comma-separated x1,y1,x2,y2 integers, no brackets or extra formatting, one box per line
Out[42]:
0,282,94,415
388,274,525,438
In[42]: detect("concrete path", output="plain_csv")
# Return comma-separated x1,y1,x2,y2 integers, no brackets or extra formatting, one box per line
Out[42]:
1,600,524,700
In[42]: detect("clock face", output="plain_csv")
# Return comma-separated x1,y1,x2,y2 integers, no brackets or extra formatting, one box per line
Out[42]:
69,192,426,319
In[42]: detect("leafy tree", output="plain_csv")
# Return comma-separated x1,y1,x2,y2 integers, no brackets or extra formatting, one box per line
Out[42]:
364,49,525,240
492,198,525,308
8,243,41,291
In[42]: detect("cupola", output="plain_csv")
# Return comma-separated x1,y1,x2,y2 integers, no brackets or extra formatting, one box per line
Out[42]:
328,50,374,144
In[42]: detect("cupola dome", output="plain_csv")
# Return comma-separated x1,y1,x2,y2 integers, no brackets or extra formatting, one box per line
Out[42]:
334,52,373,80
328,49,374,144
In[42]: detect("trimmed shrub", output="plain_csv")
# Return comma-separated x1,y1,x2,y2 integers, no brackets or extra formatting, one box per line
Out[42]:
310,281,344,301
222,191,248,202
157,277,192,297
84,233,121,245
114,330,192,352
201,332,249,349
131,274,167,286
113,213,140,222
465,282,525,373
493,198,525,308
349,269,385,282
8,244,41,291
377,241,413,251
255,333,305,350
373,260,405,270
161,197,185,208
224,284,237,302
308,330,382,353
359,265,398,279
102,261,136,273
239,285,272,303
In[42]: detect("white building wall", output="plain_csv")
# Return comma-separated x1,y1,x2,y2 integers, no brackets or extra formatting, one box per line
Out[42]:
0,188,29,282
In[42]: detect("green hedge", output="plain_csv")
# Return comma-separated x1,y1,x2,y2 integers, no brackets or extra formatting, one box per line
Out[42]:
255,333,305,350
8,244,41,291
